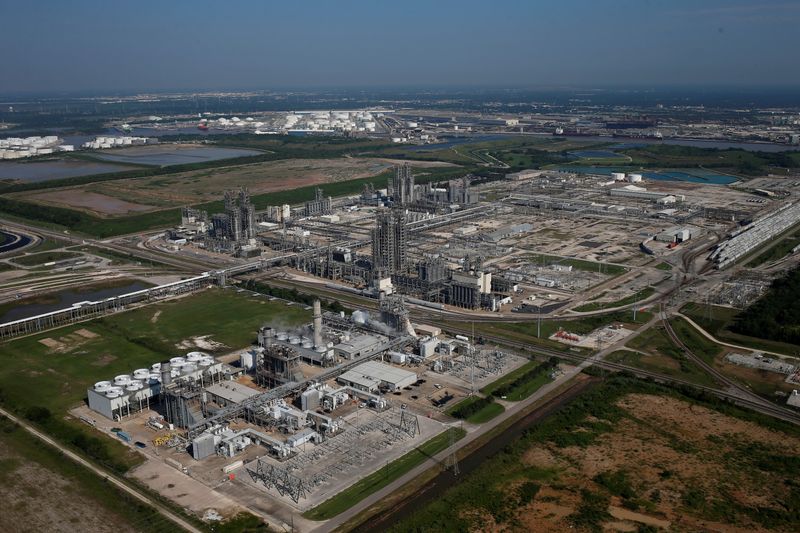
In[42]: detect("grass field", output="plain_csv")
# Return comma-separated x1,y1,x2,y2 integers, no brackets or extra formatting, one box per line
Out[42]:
470,311,652,353
482,360,540,395
0,414,181,532
388,376,800,532
11,250,82,266
0,288,309,472
303,427,467,521
746,229,800,267
526,253,626,275
573,287,655,312
681,302,800,356
622,325,717,387
446,395,505,423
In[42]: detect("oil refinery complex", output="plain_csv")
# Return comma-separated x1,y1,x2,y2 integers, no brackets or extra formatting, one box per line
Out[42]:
3,105,800,531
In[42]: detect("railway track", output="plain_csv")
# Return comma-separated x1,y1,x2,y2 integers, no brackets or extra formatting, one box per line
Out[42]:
440,322,800,426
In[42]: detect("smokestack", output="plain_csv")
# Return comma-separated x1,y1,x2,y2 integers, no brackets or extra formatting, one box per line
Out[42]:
313,300,323,348
160,361,172,386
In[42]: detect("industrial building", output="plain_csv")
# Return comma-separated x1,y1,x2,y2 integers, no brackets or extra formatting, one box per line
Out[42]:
337,360,417,392
87,353,225,421
372,209,408,275
388,163,416,205
305,187,333,216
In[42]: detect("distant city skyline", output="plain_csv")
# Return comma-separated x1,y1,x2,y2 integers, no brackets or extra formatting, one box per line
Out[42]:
1,0,799,94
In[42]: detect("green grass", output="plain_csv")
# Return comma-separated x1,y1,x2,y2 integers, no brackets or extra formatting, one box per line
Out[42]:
72,245,162,267
303,427,467,521
573,287,655,312
622,326,717,387
386,375,800,532
0,163,468,238
681,302,800,356
0,414,181,532
668,316,722,365
469,310,652,353
655,262,672,271
482,360,540,395
446,395,505,423
746,230,800,266
0,288,309,472
11,250,82,266
526,253,626,275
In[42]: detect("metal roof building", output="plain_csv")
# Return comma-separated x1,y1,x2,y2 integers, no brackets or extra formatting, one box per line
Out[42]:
337,360,417,392
205,381,261,406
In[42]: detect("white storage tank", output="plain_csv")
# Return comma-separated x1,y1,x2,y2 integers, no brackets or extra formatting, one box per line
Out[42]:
106,387,123,399
133,368,149,380
611,172,626,181
627,173,643,183
114,374,131,386
199,357,214,367
182,363,197,374
289,336,301,345
151,362,162,372
94,381,112,392
276,332,288,341
170,356,186,365
186,352,205,362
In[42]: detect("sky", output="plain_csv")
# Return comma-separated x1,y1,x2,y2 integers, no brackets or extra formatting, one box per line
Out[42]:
1,0,799,94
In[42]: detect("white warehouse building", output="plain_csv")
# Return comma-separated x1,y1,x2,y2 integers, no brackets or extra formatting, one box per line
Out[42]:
337,360,417,392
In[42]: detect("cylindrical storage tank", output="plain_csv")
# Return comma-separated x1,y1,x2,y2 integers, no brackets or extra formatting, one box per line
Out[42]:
94,380,112,392
289,336,300,345
171,360,186,369
182,363,197,374
106,387,123,399
627,173,643,183
240,351,254,371
199,357,214,367
133,368,149,380
302,340,313,349
114,374,131,386
151,362,162,372
126,381,143,392
186,352,204,362
276,332,288,341
170,356,186,365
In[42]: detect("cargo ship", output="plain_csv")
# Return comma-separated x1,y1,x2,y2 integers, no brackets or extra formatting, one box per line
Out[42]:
612,130,663,140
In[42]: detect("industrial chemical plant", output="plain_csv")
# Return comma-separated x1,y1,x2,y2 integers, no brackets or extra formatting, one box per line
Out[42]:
76,295,525,511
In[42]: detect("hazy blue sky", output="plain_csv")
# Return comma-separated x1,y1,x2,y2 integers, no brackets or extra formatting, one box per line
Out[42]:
1,0,799,94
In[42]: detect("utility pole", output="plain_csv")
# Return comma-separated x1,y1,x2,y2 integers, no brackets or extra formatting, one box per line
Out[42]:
537,303,542,338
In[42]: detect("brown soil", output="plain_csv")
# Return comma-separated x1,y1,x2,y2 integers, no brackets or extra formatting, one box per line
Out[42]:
23,190,153,216
75,328,98,339
38,337,64,350
12,157,459,216
0,440,135,533
91,354,117,367
516,393,800,532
